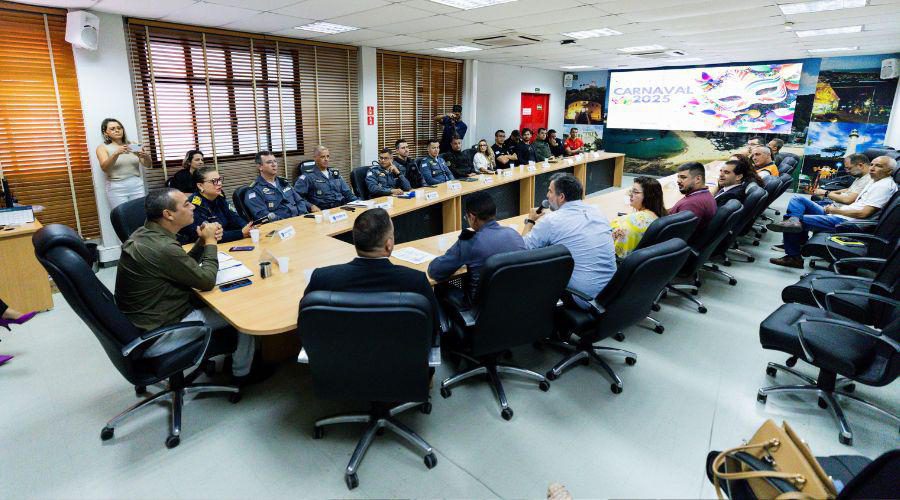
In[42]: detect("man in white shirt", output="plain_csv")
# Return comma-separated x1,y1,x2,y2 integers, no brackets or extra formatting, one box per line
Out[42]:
811,153,872,208
769,155,897,268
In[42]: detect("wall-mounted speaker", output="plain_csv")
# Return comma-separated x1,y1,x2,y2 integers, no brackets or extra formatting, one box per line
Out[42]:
65,10,99,51
881,58,899,79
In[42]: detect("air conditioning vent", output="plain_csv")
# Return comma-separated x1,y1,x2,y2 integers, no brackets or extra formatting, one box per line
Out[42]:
471,34,541,48
630,49,687,59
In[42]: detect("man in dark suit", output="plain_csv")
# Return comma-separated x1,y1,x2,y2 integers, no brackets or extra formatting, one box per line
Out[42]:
304,208,441,342
714,158,763,207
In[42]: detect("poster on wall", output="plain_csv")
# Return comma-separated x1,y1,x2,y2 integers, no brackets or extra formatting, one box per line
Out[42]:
607,63,803,134
800,122,887,192
564,70,607,126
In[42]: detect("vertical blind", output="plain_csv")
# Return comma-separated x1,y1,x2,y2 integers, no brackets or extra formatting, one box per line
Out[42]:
126,21,359,195
376,51,463,158
0,5,99,237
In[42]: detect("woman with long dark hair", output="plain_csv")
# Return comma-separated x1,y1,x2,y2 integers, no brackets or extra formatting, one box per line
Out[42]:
95,118,150,209
167,150,205,193
610,176,667,258
728,153,765,188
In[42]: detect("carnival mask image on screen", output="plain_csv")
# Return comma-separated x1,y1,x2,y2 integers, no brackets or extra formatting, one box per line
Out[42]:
607,63,802,134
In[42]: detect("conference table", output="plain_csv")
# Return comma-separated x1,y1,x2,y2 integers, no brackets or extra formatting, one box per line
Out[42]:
190,153,723,358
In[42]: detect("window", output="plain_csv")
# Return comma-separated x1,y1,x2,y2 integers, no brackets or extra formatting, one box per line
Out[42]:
127,21,359,195
376,51,463,158
0,5,100,237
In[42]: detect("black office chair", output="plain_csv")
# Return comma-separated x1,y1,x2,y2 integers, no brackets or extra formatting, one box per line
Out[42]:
756,175,784,226
548,239,692,392
439,245,574,420
766,172,794,219
110,197,146,242
777,156,798,176
757,299,899,445
801,191,900,269
405,158,424,189
663,200,744,313
232,186,252,221
708,185,767,278
730,184,771,259
299,291,436,490
707,449,900,499
862,146,899,162
294,159,315,183
349,164,373,200
32,224,239,449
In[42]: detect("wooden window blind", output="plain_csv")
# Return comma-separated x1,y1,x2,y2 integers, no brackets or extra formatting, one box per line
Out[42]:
376,51,463,158
0,5,100,237
126,21,359,196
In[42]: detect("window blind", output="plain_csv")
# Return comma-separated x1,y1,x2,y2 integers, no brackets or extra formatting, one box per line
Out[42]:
0,4,100,237
126,21,359,196
376,51,463,158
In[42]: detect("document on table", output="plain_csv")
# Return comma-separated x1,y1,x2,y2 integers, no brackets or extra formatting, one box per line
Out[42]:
215,263,253,286
392,247,437,265
217,252,243,270
0,206,35,225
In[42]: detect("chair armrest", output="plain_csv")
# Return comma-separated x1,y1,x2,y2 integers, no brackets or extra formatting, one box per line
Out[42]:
824,290,900,316
833,257,886,275
809,276,872,310
457,309,477,328
834,220,878,231
829,233,887,244
797,318,898,367
563,286,606,317
122,321,209,357
436,303,451,335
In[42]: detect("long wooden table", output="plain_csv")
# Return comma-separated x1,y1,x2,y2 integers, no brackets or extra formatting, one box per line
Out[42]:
0,220,54,313
194,153,630,336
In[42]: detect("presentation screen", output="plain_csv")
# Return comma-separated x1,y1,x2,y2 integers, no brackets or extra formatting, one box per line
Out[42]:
606,63,802,134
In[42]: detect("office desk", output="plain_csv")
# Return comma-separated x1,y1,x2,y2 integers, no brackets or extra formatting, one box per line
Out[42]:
0,220,53,312
194,154,627,337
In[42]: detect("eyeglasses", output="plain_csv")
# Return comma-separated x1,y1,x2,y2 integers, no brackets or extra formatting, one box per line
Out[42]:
627,189,643,197
204,177,224,185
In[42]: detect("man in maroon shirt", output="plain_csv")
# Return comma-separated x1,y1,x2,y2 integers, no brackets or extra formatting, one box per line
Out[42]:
668,162,717,232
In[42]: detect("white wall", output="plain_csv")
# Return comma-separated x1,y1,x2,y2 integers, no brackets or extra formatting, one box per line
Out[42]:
358,46,379,166
72,12,139,262
885,75,900,149
470,61,565,144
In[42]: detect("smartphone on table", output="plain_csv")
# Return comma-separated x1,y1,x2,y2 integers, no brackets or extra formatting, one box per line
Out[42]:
220,278,252,292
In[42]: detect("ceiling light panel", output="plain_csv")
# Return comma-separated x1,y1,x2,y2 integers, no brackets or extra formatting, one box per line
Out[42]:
561,28,623,39
795,25,862,37
294,22,360,34
436,45,482,52
617,44,667,52
779,0,867,15
806,46,859,52
428,0,517,9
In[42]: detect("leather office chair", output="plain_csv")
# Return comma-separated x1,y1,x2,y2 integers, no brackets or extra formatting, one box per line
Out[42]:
862,147,899,162
232,186,252,221
32,224,239,449
709,185,767,278
110,197,146,242
756,175,783,226
777,156,798,176
299,291,437,490
439,245,574,420
294,159,315,183
730,184,771,258
801,191,900,269
765,173,794,219
662,200,743,313
349,164,373,200
757,300,899,445
549,239,691,392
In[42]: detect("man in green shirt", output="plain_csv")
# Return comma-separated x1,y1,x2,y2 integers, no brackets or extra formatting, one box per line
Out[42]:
115,188,256,383
533,127,552,162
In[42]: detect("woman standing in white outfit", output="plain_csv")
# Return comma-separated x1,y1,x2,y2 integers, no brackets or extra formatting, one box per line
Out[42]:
95,118,149,209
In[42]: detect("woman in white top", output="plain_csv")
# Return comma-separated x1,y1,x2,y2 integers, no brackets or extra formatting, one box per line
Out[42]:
473,139,495,173
95,118,150,209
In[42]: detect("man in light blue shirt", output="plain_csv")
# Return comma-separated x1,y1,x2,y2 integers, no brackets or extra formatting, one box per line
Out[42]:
522,173,616,306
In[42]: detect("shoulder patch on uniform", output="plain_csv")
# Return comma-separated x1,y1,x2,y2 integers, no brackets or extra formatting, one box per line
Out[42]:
190,196,202,206
248,192,257,199
249,181,257,187
367,172,374,177
299,175,306,180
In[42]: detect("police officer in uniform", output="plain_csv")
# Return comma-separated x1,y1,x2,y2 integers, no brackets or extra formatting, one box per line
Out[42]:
420,140,455,186
428,191,525,305
293,145,357,209
491,129,516,169
179,166,253,244
442,136,477,178
367,147,411,198
245,150,313,221
393,138,420,187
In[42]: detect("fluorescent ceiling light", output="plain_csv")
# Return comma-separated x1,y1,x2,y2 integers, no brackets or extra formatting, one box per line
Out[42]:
437,45,482,52
795,25,862,37
561,65,593,69
807,46,859,53
428,0,517,10
561,28,622,39
617,44,667,52
779,0,867,15
294,22,359,34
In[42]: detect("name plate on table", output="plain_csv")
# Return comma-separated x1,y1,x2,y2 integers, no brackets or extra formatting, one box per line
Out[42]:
542,161,550,169
480,176,494,185
565,158,574,166
327,212,348,223
501,169,514,178
446,181,462,191
278,225,296,240
425,191,440,201
373,200,393,210
526,164,537,172
592,151,601,159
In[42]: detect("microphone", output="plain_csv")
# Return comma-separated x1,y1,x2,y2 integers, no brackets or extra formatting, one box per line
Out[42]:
536,199,551,214
252,212,276,226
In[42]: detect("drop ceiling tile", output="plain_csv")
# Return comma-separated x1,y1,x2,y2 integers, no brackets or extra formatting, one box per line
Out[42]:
398,0,464,14
221,12,314,33
412,22,508,38
203,0,299,10
326,3,435,28
447,0,583,22
20,0,98,7
364,34,431,47
92,0,199,18
161,1,259,27
313,28,394,43
619,1,779,23
374,15,471,35
273,0,391,20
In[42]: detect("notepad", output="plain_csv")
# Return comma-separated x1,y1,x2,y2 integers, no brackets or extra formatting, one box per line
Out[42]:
0,206,35,226
215,263,253,286
392,247,437,265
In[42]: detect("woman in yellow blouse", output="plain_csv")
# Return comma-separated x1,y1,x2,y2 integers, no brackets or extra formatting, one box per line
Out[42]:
610,176,667,258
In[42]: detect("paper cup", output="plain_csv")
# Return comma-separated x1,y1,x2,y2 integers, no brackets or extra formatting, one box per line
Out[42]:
249,228,260,243
277,256,289,273
303,268,315,282
314,214,323,223
438,235,453,251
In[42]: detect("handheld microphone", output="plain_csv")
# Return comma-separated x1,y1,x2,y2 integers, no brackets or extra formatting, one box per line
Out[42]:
252,212,276,226
536,199,551,214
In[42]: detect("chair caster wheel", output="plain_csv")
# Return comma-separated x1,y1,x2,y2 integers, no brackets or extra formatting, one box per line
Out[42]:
376,427,386,436
345,473,359,490
421,402,432,414
818,397,828,409
203,359,216,376
625,357,636,366
440,387,451,398
614,332,625,342
165,435,180,449
228,392,242,404
748,256,756,263
424,453,438,469
723,261,732,267
728,278,737,286
135,385,147,397
545,370,558,381
651,303,661,312
786,356,798,367
766,366,777,378
698,306,708,314
100,427,114,441
838,432,853,446
610,384,622,394
313,427,324,439
752,240,760,246
581,357,590,366
757,392,767,404
843,383,856,394
501,408,513,421
654,325,664,334
539,380,550,392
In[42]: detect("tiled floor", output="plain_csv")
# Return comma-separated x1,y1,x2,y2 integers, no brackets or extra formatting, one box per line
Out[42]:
2,189,897,499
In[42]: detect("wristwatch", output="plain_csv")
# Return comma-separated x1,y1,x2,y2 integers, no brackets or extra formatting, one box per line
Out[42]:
524,218,536,225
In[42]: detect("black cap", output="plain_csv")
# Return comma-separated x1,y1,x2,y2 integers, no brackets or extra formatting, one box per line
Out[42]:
452,104,462,113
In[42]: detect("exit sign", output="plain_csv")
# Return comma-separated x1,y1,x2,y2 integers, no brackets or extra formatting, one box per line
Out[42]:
534,88,540,92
